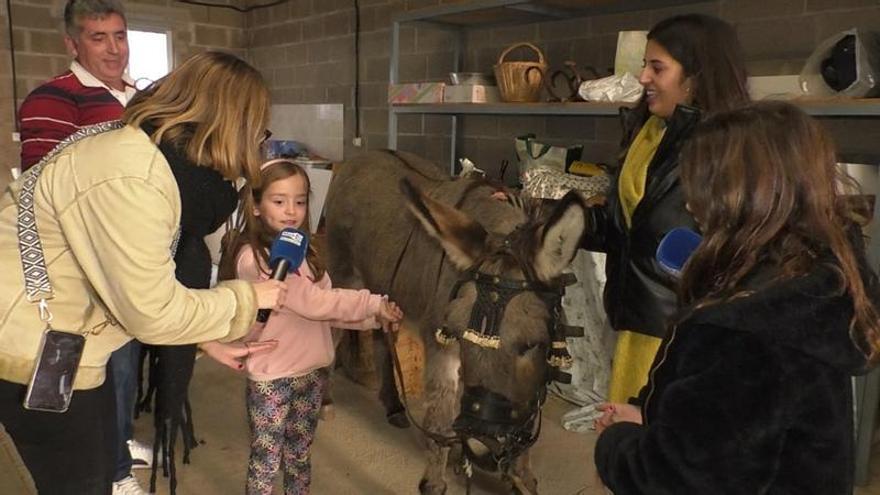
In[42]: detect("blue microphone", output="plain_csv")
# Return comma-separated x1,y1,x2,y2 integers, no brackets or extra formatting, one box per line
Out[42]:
656,227,702,278
257,228,309,323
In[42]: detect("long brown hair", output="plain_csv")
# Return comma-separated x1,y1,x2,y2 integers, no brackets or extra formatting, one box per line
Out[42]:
122,51,269,184
219,160,325,281
622,14,750,149
679,101,880,362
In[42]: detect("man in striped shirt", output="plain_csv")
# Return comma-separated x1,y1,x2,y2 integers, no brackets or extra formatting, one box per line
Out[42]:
17,0,135,170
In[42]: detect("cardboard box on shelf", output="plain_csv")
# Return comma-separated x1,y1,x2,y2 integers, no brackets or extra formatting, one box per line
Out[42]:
388,82,445,104
748,75,802,100
444,84,501,103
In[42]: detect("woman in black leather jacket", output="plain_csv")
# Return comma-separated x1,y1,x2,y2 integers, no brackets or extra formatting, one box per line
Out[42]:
581,14,750,403
595,101,880,495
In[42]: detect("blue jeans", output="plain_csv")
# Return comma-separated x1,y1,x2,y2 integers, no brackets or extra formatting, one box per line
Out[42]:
109,339,141,482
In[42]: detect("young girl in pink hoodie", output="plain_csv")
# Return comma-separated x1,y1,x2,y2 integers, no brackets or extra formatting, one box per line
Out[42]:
202,159,403,494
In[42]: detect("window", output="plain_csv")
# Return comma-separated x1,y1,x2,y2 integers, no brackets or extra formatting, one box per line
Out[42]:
127,28,172,90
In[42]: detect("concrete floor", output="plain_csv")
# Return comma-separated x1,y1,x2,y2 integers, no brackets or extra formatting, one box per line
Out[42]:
134,358,599,494
135,358,880,495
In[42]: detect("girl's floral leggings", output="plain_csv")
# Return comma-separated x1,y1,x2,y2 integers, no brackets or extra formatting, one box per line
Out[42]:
245,370,324,495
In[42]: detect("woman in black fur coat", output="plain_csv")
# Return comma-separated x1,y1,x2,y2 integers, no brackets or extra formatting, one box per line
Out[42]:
594,101,880,494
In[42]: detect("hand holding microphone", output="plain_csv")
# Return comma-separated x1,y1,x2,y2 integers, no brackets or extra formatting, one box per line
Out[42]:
255,228,309,323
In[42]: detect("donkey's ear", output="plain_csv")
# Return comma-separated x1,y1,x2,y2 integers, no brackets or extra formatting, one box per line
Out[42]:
400,178,488,269
533,190,587,283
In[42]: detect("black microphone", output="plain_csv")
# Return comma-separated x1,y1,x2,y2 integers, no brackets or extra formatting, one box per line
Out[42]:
256,228,309,323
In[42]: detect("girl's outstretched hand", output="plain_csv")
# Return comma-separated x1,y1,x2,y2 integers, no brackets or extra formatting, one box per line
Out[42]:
199,340,278,371
594,402,642,434
378,300,403,333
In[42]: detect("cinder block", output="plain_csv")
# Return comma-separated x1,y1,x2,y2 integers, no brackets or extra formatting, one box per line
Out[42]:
806,0,879,12
276,22,302,44
194,25,229,47
590,10,652,36
720,0,802,21
498,115,546,137
398,114,423,134
363,108,389,132
815,8,880,42
29,30,66,55
302,17,324,41
736,17,816,61
362,4,391,33
461,115,499,137
287,0,312,18
229,28,247,48
414,27,452,54
327,37,350,62
14,53,54,78
286,43,308,65
302,85,327,102
12,28,28,52
208,7,243,28
323,11,351,37
11,5,55,30
307,39,330,63
546,115,597,140
539,17,592,41
186,4,210,24
425,52,454,80
364,56,389,83
360,82,387,107
326,84,351,104
398,53,427,82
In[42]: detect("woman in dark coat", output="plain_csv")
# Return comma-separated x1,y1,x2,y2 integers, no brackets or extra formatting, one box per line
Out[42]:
580,14,751,403
594,102,880,494
137,126,238,494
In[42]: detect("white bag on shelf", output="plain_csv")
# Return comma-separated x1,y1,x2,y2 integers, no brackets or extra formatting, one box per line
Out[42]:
578,73,642,103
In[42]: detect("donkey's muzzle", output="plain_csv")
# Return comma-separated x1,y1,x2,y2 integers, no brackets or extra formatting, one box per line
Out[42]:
453,386,541,470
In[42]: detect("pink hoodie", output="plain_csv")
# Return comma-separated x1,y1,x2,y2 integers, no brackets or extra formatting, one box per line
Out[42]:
236,246,383,381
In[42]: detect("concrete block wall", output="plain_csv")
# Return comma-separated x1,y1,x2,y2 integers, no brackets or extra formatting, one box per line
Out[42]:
0,0,248,188
2,0,880,187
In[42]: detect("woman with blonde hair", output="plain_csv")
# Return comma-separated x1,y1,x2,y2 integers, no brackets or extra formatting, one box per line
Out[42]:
0,51,285,494
594,101,880,494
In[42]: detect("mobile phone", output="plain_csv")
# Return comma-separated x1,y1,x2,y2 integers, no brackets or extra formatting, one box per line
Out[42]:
23,330,85,413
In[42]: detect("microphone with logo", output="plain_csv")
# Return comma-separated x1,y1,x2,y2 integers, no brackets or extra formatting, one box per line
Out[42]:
656,227,702,278
256,228,309,323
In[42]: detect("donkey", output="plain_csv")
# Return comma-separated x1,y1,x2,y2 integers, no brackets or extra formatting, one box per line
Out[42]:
324,150,587,494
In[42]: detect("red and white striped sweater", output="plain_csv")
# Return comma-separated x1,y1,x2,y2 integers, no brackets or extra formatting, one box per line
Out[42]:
18,62,134,170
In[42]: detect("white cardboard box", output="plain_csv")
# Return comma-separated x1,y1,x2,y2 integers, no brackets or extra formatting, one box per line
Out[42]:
443,84,501,103
747,75,803,100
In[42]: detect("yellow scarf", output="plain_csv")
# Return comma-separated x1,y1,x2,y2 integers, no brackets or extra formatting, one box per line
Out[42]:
618,116,666,228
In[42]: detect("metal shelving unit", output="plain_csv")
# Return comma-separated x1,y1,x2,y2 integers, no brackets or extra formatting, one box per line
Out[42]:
388,0,714,171
391,98,880,117
387,0,880,172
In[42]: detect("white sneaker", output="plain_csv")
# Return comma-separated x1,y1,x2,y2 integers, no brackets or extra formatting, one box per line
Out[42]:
112,475,148,495
128,439,153,470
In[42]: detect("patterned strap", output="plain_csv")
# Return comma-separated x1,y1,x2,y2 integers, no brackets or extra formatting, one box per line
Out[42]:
16,122,125,310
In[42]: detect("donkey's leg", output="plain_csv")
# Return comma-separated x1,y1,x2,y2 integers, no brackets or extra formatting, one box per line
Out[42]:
419,345,461,495
370,331,409,427
507,449,538,495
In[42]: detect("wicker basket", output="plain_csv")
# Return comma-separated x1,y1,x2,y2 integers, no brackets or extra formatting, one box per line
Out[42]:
493,42,547,102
